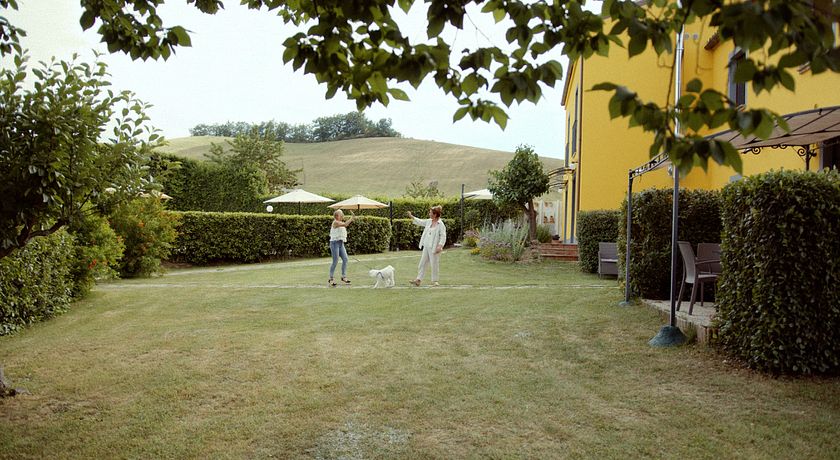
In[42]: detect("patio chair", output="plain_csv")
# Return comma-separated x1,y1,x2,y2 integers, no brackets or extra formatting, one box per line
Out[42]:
676,241,720,315
697,242,722,275
598,242,619,278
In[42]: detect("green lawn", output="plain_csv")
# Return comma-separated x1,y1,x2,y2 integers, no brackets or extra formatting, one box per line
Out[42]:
1,250,838,458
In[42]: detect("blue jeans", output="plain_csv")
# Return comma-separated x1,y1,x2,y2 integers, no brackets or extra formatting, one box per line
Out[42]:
329,239,348,279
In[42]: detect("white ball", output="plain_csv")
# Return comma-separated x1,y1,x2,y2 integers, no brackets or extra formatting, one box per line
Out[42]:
266,205,274,213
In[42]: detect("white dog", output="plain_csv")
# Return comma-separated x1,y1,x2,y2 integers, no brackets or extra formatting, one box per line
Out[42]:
368,265,395,288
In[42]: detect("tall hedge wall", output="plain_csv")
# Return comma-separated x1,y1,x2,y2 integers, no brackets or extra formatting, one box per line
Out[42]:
617,188,722,299
169,212,392,264
577,210,621,273
0,230,75,335
148,153,268,213
716,170,840,375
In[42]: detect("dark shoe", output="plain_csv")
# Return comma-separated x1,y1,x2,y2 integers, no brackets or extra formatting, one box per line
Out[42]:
328,278,337,287
341,277,351,284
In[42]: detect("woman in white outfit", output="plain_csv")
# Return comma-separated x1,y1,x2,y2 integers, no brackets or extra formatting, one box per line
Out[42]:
329,209,354,287
407,205,446,287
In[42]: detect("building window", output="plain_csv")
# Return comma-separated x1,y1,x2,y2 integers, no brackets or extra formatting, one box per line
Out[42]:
728,49,747,107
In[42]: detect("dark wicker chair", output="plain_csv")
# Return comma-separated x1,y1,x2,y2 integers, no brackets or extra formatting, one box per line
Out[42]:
676,241,720,315
598,242,619,278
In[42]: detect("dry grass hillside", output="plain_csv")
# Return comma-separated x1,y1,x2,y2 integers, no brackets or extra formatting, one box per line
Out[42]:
159,136,566,197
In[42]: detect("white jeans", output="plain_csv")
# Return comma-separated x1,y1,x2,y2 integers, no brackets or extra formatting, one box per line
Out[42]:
417,246,440,282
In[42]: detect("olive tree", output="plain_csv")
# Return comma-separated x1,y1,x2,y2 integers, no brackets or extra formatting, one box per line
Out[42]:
489,145,550,241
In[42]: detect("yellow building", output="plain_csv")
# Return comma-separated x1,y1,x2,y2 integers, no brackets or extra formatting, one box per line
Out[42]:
558,16,840,242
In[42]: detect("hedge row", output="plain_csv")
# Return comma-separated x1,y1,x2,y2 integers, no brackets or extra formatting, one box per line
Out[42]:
153,172,519,243
577,210,621,273
617,188,722,299
717,170,840,375
0,230,75,335
169,212,392,264
148,153,267,213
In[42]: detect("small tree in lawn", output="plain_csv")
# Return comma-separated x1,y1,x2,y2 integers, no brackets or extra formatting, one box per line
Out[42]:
489,145,549,242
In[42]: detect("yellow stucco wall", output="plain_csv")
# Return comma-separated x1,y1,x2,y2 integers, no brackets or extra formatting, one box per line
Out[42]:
562,17,840,237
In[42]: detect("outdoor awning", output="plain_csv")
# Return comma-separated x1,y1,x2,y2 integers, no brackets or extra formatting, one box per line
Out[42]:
707,105,840,149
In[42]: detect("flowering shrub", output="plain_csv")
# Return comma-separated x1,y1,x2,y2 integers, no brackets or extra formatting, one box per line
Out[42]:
463,229,480,248
68,211,125,296
110,197,179,277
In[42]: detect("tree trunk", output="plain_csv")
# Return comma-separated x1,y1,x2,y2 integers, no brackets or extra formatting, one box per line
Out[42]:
527,198,538,241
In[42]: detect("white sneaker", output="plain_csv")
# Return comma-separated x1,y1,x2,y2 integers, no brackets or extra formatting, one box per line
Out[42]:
432,282,440,287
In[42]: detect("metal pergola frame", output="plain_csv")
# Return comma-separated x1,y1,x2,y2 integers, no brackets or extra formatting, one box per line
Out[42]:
621,105,840,342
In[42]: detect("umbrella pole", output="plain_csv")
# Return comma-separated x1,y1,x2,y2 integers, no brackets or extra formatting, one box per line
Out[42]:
460,184,465,243
389,201,394,251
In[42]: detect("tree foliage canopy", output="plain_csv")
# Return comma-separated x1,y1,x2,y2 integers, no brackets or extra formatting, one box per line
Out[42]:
0,53,160,259
189,112,401,142
207,131,300,193
5,1,839,174
489,145,550,240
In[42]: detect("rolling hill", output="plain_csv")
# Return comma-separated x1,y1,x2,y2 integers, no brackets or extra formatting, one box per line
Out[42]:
159,136,566,198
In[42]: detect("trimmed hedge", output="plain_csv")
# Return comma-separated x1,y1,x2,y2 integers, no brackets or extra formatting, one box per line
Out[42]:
577,210,621,273
0,230,75,335
617,188,722,299
716,170,840,375
148,153,268,213
169,212,391,264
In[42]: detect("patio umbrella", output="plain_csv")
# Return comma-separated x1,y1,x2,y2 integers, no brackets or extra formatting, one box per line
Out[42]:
263,188,334,214
463,188,493,200
328,195,389,211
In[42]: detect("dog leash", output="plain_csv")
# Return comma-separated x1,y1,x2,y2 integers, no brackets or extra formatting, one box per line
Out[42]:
352,257,376,271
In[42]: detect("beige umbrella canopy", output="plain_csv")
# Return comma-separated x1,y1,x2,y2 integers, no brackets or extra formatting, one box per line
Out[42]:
463,188,493,200
328,195,389,211
264,188,334,214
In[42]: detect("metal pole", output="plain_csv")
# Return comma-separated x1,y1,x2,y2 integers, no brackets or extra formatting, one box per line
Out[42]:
460,184,465,242
389,201,393,251
668,171,680,328
620,171,633,307
650,21,687,346
805,145,812,171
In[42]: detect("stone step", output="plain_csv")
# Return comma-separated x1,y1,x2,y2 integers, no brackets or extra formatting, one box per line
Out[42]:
538,242,578,261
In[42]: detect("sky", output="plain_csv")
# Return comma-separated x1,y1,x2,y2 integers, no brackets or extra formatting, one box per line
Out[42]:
4,0,568,158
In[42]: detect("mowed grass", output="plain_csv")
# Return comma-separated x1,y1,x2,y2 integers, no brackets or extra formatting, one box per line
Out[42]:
1,250,838,459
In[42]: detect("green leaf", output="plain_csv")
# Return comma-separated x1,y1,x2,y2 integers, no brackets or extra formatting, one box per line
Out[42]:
493,9,506,23
590,82,618,92
754,112,774,139
685,78,702,93
734,59,757,83
388,87,410,101
427,18,444,38
492,107,508,129
700,90,724,111
369,72,387,95
453,106,470,122
80,11,95,30
170,26,192,47
628,34,646,58
398,0,412,13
